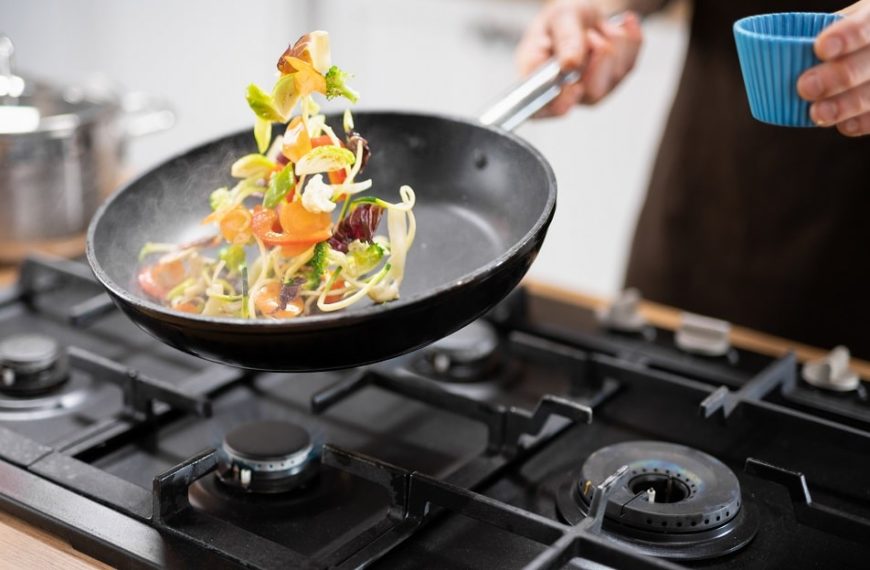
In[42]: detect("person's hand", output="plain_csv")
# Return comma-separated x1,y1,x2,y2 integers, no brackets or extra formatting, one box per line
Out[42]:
515,0,643,117
797,0,870,136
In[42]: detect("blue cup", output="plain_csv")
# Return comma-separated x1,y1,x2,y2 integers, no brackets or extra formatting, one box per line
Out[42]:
734,12,841,127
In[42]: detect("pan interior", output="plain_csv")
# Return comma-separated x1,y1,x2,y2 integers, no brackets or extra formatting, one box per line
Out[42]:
90,112,554,318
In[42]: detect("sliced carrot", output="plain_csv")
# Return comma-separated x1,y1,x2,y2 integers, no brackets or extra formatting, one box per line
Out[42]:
278,200,331,236
219,206,253,245
282,116,312,163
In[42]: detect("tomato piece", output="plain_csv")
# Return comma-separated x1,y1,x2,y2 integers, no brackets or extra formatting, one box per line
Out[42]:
137,259,185,299
219,206,253,245
310,135,335,147
282,116,312,163
328,170,347,185
138,266,166,299
254,281,304,318
252,206,331,248
325,277,347,304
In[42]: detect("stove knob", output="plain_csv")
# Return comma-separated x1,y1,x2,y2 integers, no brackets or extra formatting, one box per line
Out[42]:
802,346,860,392
675,313,731,357
596,288,648,333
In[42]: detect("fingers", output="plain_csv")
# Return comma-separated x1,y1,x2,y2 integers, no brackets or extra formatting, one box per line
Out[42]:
836,110,870,136
798,44,870,100
580,12,644,104
514,2,644,117
548,1,600,71
549,6,586,71
797,6,870,135
581,30,615,103
817,3,870,59
614,12,643,77
536,82,585,118
516,12,553,77
809,81,870,125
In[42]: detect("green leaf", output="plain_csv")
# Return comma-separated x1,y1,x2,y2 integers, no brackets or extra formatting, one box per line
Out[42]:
349,196,378,207
219,244,247,273
138,242,176,261
271,74,300,117
231,154,277,179
324,66,359,103
245,83,285,122
254,117,272,154
209,187,231,211
263,163,296,208
294,145,355,176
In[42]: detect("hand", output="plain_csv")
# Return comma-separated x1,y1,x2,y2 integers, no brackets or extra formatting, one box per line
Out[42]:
797,0,870,136
515,0,643,117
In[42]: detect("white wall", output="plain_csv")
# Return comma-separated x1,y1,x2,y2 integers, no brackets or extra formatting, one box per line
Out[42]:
1,0,688,296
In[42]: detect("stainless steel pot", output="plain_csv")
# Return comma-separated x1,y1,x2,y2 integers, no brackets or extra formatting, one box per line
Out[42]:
0,34,174,261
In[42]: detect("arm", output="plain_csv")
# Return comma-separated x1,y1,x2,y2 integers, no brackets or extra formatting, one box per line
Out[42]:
797,0,870,136
515,0,665,116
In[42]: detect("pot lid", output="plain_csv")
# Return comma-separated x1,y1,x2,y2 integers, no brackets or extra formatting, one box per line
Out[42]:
0,34,108,135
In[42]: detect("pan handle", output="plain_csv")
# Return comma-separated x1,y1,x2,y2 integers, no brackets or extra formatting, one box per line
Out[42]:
478,58,580,132
478,13,627,131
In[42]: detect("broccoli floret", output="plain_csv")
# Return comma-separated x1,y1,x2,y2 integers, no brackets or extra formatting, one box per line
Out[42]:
304,241,329,289
218,244,246,273
347,240,384,275
324,66,359,103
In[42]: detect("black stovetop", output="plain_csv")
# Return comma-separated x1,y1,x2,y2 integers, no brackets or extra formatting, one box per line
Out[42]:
0,256,868,569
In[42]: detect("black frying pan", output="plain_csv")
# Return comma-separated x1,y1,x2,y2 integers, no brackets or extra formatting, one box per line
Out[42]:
87,60,573,371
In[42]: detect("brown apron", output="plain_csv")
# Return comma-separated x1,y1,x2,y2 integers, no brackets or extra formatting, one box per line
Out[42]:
625,0,870,358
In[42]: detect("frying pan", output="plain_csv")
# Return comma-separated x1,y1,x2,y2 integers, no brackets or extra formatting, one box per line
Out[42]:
87,60,576,371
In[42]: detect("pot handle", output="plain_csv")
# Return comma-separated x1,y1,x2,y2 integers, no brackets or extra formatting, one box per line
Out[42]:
478,13,626,132
121,91,176,138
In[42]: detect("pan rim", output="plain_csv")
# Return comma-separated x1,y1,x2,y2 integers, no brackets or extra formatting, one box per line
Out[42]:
86,110,557,330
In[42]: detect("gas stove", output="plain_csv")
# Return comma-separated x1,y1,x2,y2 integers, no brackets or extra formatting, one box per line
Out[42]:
1,256,869,569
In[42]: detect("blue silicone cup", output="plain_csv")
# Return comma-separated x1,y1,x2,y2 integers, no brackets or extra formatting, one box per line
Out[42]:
734,12,841,127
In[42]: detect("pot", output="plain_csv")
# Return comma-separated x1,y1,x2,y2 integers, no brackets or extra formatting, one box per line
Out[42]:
0,34,174,261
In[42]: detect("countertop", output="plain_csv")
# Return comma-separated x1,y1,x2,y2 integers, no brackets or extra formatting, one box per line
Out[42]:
1,277,868,567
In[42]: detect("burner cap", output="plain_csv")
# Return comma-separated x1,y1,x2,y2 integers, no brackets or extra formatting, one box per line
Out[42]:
557,441,757,560
416,321,501,382
217,420,318,494
0,333,69,395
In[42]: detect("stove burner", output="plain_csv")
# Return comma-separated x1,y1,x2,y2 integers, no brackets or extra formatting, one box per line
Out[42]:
0,333,70,395
415,321,501,382
556,441,757,560
216,420,319,494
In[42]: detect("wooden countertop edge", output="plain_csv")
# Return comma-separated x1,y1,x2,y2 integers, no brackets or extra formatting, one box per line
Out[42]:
523,279,870,378
0,510,109,569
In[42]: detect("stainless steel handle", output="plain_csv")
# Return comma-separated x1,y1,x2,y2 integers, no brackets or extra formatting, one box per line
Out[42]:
479,58,580,131
121,91,176,138
478,13,628,131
